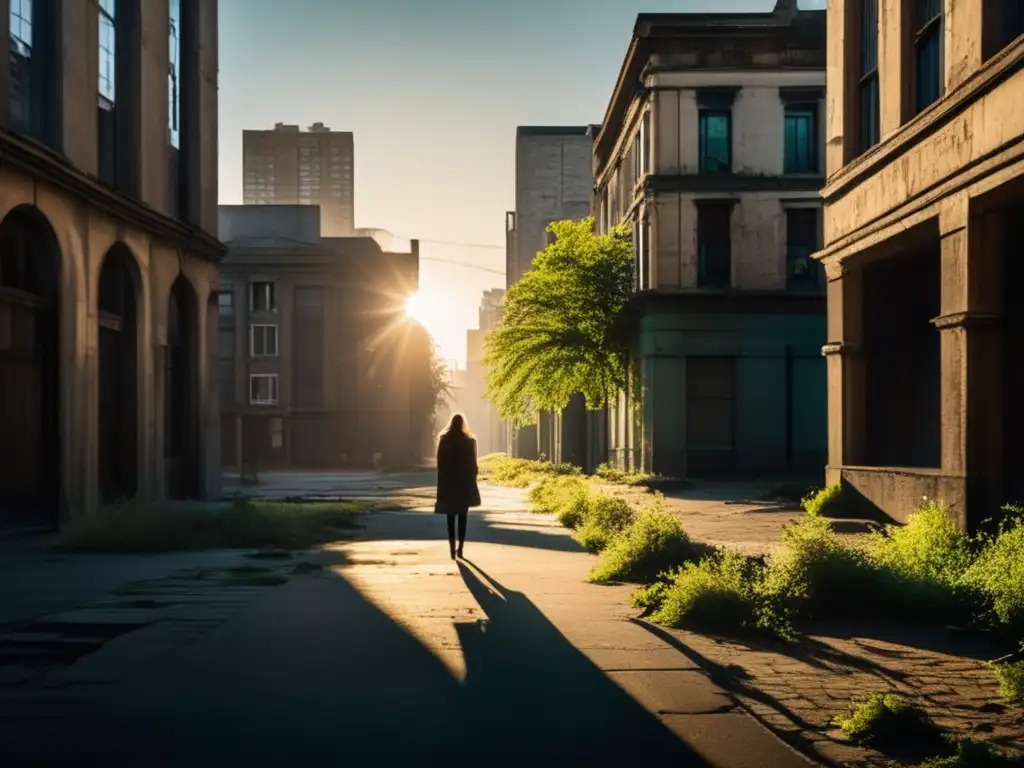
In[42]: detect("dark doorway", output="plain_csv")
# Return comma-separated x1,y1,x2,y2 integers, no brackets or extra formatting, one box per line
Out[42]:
0,206,61,527
1004,207,1024,505
97,244,139,503
686,356,736,476
166,277,199,499
862,241,941,468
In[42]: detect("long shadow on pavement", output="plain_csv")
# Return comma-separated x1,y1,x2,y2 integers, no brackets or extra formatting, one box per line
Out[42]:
360,509,587,554
456,560,708,765
1,548,708,766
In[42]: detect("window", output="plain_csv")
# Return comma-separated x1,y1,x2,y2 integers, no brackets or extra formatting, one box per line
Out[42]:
218,291,233,318
249,324,279,357
9,0,33,134
249,282,275,312
699,111,731,173
784,105,817,173
634,209,651,290
697,203,732,288
249,374,279,405
786,208,823,291
168,0,180,149
641,110,651,176
858,0,880,153
1003,1,1024,48
97,0,116,186
98,0,115,104
913,0,944,115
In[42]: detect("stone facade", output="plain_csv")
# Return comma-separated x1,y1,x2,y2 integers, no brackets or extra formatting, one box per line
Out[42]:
217,206,422,470
819,0,1024,527
0,0,222,527
593,4,828,478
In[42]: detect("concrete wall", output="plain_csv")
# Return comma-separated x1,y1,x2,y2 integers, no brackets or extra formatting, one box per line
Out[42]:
511,129,594,285
634,310,827,477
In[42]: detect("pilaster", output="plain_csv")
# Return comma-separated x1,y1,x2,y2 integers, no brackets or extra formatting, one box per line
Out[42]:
823,260,866,471
933,197,1004,518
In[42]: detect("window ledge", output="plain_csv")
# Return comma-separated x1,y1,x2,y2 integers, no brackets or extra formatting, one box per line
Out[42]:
822,37,1024,203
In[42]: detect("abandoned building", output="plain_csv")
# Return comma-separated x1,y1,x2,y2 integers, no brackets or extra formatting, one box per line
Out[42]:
217,205,423,470
592,2,828,478
819,0,1024,528
0,0,222,528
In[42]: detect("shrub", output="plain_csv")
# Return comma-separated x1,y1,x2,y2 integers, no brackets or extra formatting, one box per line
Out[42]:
992,660,1024,706
479,453,581,488
589,500,715,584
647,551,760,633
528,475,592,528
960,512,1024,635
57,497,366,552
920,739,1023,768
573,494,635,553
630,580,670,616
756,515,873,633
869,500,974,588
801,483,845,517
594,462,653,487
833,694,944,752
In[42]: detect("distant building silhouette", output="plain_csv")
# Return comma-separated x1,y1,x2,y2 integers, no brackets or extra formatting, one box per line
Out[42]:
243,122,355,237
217,205,421,469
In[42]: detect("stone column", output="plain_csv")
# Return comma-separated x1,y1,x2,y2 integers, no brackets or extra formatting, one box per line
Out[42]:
823,259,866,483
933,199,1004,525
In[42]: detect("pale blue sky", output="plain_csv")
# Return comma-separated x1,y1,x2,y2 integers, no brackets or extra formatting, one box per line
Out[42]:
218,0,826,365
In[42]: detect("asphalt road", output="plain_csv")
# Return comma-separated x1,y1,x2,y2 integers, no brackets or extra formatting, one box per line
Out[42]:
1,475,812,767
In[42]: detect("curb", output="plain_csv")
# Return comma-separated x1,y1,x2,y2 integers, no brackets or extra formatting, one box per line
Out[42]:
629,617,840,768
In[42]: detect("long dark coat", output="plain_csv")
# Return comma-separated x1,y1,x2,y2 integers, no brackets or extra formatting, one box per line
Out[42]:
434,433,481,513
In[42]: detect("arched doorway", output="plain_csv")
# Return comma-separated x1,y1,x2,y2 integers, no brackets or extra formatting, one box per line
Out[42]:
0,206,61,527
166,276,199,499
97,244,138,503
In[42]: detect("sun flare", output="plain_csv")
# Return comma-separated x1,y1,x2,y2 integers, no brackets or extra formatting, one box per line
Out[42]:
404,291,432,323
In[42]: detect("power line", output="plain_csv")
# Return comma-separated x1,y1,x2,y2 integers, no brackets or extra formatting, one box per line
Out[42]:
419,255,505,276
416,238,504,250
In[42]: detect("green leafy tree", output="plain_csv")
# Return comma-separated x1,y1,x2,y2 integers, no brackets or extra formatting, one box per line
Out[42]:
408,321,451,453
485,218,635,426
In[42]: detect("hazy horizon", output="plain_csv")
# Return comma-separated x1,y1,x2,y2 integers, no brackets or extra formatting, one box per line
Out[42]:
218,0,827,367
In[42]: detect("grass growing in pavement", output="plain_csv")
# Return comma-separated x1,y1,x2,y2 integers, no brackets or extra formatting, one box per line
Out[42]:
920,740,1024,768
56,496,367,552
833,694,946,752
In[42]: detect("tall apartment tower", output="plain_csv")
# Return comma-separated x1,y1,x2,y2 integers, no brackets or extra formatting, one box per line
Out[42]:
242,122,354,236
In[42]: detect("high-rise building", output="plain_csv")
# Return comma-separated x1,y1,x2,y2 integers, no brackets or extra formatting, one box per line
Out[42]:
0,0,222,527
242,122,355,236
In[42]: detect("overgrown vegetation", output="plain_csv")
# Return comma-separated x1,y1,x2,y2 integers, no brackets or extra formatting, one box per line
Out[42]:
621,496,1024,641
833,694,945,752
57,496,367,552
479,453,581,488
588,501,715,585
528,475,592,527
573,494,635,553
992,660,1024,706
594,462,653,487
801,483,846,517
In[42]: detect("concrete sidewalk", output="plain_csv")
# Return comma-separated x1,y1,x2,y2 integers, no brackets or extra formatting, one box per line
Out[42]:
0,505,813,767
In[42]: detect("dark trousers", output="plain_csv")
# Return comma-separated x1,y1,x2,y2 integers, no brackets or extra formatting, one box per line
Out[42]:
446,509,468,551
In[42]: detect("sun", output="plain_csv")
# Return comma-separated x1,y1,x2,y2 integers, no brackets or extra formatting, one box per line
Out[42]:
404,291,432,323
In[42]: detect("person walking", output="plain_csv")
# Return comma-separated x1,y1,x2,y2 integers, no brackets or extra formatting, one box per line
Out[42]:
434,413,481,559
